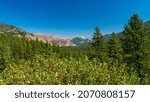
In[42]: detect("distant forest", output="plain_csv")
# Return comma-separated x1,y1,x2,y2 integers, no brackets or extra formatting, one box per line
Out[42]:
0,14,150,85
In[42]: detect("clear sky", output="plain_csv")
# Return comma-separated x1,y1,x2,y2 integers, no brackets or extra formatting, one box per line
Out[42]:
0,0,150,37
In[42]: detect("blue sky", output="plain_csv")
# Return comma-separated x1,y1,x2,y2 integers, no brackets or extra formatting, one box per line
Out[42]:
0,0,150,37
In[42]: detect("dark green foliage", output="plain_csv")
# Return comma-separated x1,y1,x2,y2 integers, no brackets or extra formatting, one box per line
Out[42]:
122,14,150,84
89,27,108,62
0,34,87,63
0,34,11,72
91,27,104,51
108,32,123,63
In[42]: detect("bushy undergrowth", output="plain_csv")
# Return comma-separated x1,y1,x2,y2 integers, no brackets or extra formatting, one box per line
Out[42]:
0,55,140,85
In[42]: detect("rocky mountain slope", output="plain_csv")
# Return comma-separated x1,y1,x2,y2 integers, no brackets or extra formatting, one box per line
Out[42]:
0,22,75,46
32,34,75,46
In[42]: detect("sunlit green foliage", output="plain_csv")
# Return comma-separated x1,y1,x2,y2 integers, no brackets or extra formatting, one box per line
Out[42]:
0,55,139,85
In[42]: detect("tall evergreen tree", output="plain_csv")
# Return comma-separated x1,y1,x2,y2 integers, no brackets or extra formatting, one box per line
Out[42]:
108,32,123,63
89,27,107,62
123,14,150,84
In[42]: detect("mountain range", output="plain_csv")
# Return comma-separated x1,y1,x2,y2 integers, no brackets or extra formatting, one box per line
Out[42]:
0,22,90,46
0,20,150,46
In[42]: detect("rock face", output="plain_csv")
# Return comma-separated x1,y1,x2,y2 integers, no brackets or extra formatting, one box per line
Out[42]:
24,33,75,46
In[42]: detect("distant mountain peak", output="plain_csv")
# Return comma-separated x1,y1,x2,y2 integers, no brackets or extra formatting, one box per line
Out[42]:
71,37,91,46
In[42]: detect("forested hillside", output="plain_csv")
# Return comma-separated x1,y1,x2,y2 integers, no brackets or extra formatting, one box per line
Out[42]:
0,14,150,85
0,22,33,35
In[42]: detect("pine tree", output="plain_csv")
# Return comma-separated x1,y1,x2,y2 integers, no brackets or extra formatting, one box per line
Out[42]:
25,40,32,60
89,26,107,62
108,32,123,63
123,14,150,84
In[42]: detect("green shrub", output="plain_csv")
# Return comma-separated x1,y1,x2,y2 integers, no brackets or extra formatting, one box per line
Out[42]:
0,55,139,85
